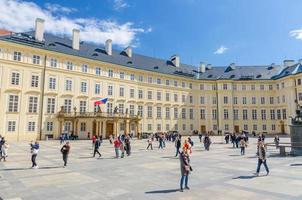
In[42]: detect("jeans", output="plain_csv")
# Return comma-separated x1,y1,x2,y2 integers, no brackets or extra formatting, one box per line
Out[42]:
158,142,163,149
256,159,269,173
241,147,245,155
146,143,153,150
115,148,119,158
31,154,37,167
63,154,68,166
180,175,189,189
93,149,101,157
175,148,180,157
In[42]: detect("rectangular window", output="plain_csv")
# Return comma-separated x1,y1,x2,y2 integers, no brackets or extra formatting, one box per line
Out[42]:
27,121,36,132
225,124,229,131
79,101,87,113
252,109,257,120
181,108,186,119
8,95,18,112
148,124,152,131
277,109,281,120
269,85,273,90
242,85,246,90
81,64,88,73
242,97,247,104
65,79,72,91
260,97,265,104
182,82,186,88
272,124,276,131
130,89,135,98
182,95,186,103
244,124,248,131
282,109,287,119
130,74,135,81
200,96,205,104
252,97,256,104
165,107,170,119
212,96,217,104
33,55,40,65
189,96,193,104
156,107,162,118
157,91,162,101
157,78,161,84
251,85,255,90
182,124,186,131
8,121,16,132
80,122,86,132
166,80,170,86
260,85,264,90
270,109,275,120
166,124,170,131
233,109,239,120
224,109,229,120
189,108,194,119
64,99,72,113
138,105,143,117
174,108,178,119
50,58,57,68
96,67,101,75
118,104,124,114
49,77,56,89
212,109,217,120
243,109,248,120
139,75,143,82
107,103,113,114
200,84,204,90
95,83,100,94
81,82,87,93
11,72,20,85
233,97,238,104
166,93,170,102
119,72,124,79
47,98,56,114
119,87,125,97
13,51,21,61
253,124,257,131
28,96,38,113
66,61,73,70
108,69,113,77
174,94,178,102
270,97,274,104
262,124,267,131
47,122,53,131
147,106,153,118
200,109,205,119
138,90,143,99
223,84,228,90
233,84,237,90
31,75,39,87
174,80,178,87
148,77,153,83
108,85,113,96
157,124,162,131
261,109,266,120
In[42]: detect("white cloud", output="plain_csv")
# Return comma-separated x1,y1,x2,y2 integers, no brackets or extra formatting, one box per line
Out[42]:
45,3,77,14
214,45,228,54
113,0,128,11
0,0,149,47
290,29,302,40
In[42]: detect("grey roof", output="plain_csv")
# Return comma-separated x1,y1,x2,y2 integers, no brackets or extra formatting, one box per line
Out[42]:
0,31,299,80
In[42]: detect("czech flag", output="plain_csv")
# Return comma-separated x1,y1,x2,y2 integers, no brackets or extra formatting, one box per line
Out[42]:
94,98,108,105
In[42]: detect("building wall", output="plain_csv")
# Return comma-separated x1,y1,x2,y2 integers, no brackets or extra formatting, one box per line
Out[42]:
0,40,300,141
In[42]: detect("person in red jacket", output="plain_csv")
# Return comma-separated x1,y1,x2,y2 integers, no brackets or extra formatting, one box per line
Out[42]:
114,137,121,158
92,135,97,148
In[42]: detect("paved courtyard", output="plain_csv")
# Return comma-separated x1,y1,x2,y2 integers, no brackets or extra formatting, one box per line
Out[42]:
0,136,302,200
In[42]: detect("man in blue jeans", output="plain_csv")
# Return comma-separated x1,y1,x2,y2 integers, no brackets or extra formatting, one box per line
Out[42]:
255,141,269,176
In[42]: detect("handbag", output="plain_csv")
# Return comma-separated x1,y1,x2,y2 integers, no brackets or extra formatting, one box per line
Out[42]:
185,165,190,171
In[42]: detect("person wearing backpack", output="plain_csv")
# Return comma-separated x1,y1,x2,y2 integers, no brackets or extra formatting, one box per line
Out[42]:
61,141,70,167
93,138,102,157
30,141,39,169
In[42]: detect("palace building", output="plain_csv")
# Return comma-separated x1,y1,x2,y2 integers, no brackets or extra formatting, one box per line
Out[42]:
0,18,302,141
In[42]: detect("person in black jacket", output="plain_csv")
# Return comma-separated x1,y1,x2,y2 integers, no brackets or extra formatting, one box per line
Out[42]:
175,136,181,157
93,138,102,157
61,142,70,167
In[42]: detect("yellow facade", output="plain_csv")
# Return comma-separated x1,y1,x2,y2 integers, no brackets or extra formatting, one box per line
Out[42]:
0,39,301,141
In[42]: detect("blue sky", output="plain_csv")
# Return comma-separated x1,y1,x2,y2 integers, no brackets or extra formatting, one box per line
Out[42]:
1,0,302,66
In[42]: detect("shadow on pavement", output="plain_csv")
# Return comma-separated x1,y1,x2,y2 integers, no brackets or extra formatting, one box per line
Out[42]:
0,166,62,171
232,175,257,179
290,163,302,166
229,155,241,157
161,156,178,159
145,189,180,194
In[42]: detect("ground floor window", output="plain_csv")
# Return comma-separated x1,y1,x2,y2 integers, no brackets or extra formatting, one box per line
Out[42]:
7,121,16,132
80,122,86,132
64,122,72,132
182,124,186,131
244,124,248,131
190,124,193,131
47,122,53,131
28,121,36,132
147,124,152,131
166,124,170,131
174,124,178,131
262,124,267,131
272,124,276,131
157,124,161,131
213,124,217,130
120,123,125,131
253,124,257,131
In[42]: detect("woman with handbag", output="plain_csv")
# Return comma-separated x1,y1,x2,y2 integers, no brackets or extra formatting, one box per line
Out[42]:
179,147,192,192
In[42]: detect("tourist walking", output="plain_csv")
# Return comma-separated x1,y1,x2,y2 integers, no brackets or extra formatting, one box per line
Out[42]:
93,138,102,157
175,136,181,157
225,134,230,144
60,133,65,145
203,134,211,151
158,135,164,149
255,141,269,176
198,132,203,142
274,135,280,148
61,141,70,167
179,147,192,192
146,137,153,150
124,135,131,156
240,138,247,155
114,137,121,158
30,141,39,169
120,139,125,158
109,134,113,144
92,135,97,148
258,133,265,142
231,133,236,148
0,139,9,162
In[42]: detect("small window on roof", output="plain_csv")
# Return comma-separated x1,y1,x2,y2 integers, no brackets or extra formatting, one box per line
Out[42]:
267,66,274,70
154,66,159,69
92,53,98,56
256,74,262,78
48,43,56,47
230,75,235,79
127,61,133,65
207,74,213,78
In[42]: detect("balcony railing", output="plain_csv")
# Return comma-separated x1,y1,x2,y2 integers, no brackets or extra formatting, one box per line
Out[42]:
57,111,141,119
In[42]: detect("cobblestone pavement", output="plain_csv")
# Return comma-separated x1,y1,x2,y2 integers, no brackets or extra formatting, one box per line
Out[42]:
0,136,301,200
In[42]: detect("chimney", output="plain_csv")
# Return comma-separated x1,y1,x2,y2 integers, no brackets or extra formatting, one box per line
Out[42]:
206,64,212,70
283,60,295,67
124,46,132,58
299,59,302,65
105,39,112,55
199,62,206,73
35,18,45,42
72,29,80,50
171,55,180,67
